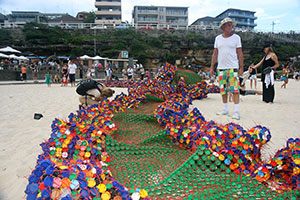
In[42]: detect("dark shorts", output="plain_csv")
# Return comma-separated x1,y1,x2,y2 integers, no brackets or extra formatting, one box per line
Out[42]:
22,73,27,80
69,74,75,82
240,89,256,96
245,90,256,95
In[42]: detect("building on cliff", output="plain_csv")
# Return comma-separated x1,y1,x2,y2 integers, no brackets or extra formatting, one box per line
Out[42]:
132,6,188,30
7,11,48,25
189,16,221,30
216,8,257,30
190,8,257,31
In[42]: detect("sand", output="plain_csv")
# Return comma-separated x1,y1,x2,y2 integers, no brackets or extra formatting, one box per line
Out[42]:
0,79,299,199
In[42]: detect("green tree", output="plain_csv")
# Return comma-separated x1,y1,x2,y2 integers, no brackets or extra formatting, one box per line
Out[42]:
0,30,11,41
84,12,96,23
165,53,181,65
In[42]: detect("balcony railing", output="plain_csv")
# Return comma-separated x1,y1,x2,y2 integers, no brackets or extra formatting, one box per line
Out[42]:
236,21,257,26
137,10,158,13
0,22,299,38
227,13,257,20
95,1,121,6
95,10,121,16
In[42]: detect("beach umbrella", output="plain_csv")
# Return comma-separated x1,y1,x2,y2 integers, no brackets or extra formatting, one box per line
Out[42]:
9,54,18,59
18,56,29,60
0,46,21,54
91,55,106,60
80,55,91,60
0,53,9,58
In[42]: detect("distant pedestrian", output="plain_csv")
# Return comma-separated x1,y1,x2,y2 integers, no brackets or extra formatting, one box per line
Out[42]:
21,65,27,81
91,66,96,78
210,17,244,120
61,75,68,86
45,71,52,87
252,43,279,103
127,66,134,80
30,63,39,81
249,62,257,89
281,66,289,88
145,70,150,79
140,67,145,80
79,64,84,79
122,68,127,80
61,63,68,80
105,66,112,81
68,60,77,87
86,68,91,79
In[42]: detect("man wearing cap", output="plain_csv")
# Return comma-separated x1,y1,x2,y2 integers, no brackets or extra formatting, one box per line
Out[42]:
210,17,244,120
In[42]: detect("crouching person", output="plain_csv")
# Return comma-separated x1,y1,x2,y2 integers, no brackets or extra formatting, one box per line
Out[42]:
76,79,115,109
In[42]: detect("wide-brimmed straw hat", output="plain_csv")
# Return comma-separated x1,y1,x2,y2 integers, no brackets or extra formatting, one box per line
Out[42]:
219,17,237,29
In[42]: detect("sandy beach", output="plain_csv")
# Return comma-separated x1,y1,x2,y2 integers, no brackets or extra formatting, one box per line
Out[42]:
0,79,299,200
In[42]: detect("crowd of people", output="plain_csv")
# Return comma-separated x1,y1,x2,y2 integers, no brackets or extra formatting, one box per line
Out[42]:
121,63,150,81
2,58,153,87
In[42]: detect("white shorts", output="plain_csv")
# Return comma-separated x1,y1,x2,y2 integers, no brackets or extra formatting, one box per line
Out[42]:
250,74,257,80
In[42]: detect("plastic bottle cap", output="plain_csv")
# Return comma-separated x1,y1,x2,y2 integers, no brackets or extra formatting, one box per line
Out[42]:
28,184,39,193
97,184,107,193
101,191,111,200
88,179,96,188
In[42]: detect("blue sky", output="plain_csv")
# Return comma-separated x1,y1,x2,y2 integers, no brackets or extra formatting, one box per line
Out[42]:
1,0,299,32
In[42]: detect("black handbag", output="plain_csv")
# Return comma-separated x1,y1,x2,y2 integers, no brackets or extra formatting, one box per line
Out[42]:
262,67,272,74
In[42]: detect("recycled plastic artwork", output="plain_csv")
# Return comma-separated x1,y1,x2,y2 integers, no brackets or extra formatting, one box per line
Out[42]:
25,63,299,199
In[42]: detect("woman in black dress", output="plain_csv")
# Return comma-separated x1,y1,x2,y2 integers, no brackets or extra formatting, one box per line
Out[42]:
253,43,279,103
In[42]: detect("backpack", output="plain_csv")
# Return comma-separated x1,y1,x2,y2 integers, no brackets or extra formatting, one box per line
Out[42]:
76,79,101,96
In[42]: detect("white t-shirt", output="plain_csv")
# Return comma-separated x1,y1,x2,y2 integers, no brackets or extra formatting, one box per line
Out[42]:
68,63,77,74
214,34,242,69
127,68,133,76
105,68,112,77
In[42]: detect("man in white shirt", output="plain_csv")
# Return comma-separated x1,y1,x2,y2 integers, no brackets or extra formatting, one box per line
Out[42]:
127,66,134,80
210,17,244,120
68,60,77,87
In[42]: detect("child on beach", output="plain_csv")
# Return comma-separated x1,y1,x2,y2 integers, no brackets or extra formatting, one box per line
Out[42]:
45,71,52,87
86,68,91,79
281,66,289,88
61,75,68,87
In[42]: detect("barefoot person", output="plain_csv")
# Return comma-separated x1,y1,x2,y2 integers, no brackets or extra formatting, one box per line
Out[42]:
252,43,279,104
68,60,77,87
210,17,244,120
249,62,257,89
281,65,289,88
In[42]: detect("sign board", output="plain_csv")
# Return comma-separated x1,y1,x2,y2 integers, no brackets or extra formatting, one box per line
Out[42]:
121,51,128,58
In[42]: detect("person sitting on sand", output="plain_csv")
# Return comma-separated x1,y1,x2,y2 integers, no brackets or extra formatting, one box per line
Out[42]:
230,68,262,101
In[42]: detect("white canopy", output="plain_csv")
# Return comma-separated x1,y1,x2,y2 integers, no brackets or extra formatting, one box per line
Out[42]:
91,56,107,60
80,55,92,60
18,56,29,60
9,54,18,59
0,46,21,54
0,53,9,58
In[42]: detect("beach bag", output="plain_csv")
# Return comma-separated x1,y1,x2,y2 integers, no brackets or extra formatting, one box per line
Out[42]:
262,67,272,75
76,79,100,96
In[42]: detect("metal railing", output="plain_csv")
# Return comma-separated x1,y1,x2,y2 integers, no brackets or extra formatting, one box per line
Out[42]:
0,22,299,38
